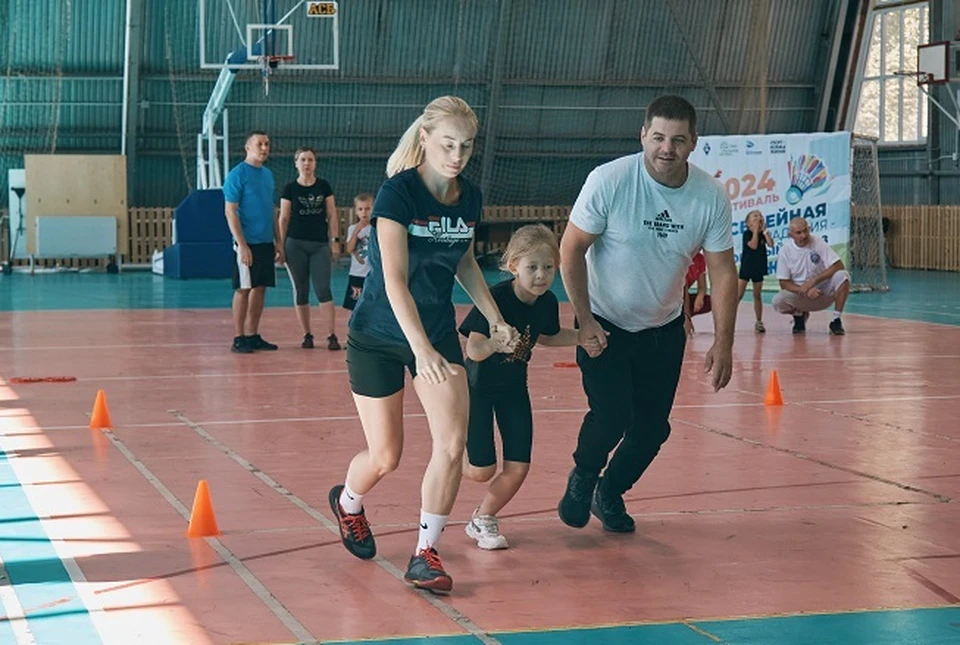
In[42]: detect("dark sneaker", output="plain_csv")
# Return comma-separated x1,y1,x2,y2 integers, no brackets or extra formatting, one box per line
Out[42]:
328,485,376,560
591,478,636,533
404,548,453,594
248,334,279,351
792,314,807,334
231,336,254,354
829,318,845,335
327,334,341,351
558,468,598,528
301,333,314,349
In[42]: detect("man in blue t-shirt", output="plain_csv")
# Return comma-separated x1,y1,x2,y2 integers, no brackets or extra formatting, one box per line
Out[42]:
223,130,280,353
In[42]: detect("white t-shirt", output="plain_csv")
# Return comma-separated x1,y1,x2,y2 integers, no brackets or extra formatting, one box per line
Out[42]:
569,153,733,331
347,222,372,277
775,235,840,285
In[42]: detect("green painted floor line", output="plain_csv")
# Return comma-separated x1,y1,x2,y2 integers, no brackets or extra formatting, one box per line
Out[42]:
326,606,960,645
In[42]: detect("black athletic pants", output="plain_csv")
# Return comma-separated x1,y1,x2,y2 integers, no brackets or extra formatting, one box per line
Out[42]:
572,314,687,496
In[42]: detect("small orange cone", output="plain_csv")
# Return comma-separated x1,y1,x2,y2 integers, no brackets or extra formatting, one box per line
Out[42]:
764,370,784,406
186,480,221,538
89,389,113,429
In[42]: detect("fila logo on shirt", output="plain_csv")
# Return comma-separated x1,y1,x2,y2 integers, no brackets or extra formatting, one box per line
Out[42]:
409,216,475,245
643,209,685,239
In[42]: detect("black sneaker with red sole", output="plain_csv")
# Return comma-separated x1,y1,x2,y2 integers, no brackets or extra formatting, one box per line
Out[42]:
404,547,453,594
328,485,376,560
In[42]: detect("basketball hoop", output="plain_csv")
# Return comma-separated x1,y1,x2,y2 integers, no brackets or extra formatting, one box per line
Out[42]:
893,70,935,87
258,55,294,96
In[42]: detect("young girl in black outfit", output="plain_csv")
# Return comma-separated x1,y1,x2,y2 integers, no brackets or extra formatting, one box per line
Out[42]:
738,210,774,333
460,224,578,550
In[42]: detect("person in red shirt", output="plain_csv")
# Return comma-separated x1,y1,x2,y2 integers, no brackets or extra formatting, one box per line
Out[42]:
683,251,711,336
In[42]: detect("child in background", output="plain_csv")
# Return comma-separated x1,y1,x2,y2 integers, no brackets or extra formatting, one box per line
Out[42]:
342,194,373,311
459,224,579,550
738,209,774,333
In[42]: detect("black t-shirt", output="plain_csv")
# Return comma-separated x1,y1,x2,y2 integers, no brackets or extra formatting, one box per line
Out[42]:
458,279,561,388
740,229,769,272
349,168,482,344
282,179,334,242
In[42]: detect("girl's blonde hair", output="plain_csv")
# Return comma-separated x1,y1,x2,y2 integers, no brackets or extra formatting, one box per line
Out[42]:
745,209,763,223
385,96,478,178
499,224,560,272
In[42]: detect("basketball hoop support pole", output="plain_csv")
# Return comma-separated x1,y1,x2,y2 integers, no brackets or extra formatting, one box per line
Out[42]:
919,82,960,165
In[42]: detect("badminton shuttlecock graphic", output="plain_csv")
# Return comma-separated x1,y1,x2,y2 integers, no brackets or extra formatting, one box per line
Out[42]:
785,154,828,205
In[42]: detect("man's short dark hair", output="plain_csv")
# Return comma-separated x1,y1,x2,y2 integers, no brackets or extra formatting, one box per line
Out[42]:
245,130,268,143
644,95,697,133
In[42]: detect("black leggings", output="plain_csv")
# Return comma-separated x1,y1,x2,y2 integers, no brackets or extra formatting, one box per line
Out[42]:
467,386,534,467
572,314,687,496
284,238,332,305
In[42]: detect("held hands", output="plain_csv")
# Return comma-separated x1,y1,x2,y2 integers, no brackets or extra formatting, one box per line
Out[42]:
489,322,519,353
578,317,610,358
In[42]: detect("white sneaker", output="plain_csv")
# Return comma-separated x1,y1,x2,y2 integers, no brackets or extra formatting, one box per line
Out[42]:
464,510,509,550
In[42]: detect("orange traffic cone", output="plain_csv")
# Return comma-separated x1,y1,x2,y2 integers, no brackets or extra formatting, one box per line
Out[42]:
89,389,113,429
186,480,221,538
764,370,784,406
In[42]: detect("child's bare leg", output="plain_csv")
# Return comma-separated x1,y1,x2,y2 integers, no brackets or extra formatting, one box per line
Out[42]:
477,461,530,517
752,281,764,322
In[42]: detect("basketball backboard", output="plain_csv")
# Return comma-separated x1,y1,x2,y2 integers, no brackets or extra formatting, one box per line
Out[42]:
199,0,339,70
917,41,949,85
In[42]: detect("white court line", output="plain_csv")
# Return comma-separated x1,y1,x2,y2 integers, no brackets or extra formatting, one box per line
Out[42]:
846,303,960,318
0,555,36,645
74,369,347,383
0,342,226,352
62,354,960,383
27,391,960,433
795,394,960,405
98,428,314,643
169,410,502,645
836,310,960,329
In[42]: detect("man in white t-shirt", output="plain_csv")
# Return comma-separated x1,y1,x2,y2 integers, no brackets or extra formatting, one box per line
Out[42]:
773,217,849,335
557,95,739,533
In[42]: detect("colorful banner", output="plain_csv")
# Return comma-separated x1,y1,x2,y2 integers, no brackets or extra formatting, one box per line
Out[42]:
688,132,851,288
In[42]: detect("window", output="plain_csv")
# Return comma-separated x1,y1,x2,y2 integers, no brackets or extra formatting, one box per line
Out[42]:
853,2,928,144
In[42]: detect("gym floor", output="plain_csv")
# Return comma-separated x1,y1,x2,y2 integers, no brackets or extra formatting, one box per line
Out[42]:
0,267,958,644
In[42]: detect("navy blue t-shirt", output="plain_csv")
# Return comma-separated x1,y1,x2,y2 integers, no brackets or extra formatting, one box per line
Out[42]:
458,279,561,389
349,168,482,344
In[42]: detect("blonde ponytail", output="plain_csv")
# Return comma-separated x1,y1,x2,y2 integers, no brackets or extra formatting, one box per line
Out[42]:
385,96,478,178
386,116,425,178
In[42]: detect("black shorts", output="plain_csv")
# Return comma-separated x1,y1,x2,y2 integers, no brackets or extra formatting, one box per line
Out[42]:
342,275,366,310
346,329,464,398
738,262,768,283
467,386,533,466
233,242,276,290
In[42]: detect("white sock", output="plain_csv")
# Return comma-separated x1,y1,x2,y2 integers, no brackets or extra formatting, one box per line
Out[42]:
339,483,363,515
416,510,448,552
833,311,842,320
